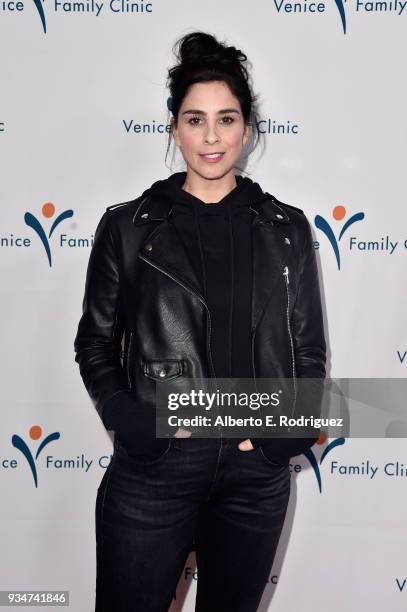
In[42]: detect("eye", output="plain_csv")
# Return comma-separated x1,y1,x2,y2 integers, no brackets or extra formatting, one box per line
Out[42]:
188,116,202,126
221,116,235,125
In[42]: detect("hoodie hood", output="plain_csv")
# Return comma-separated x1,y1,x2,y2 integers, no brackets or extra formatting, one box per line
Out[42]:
141,171,270,217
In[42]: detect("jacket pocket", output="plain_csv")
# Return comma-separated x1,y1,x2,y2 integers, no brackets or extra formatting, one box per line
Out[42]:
142,359,184,382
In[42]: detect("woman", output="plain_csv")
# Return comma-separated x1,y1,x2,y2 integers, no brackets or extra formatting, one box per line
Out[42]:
74,31,326,612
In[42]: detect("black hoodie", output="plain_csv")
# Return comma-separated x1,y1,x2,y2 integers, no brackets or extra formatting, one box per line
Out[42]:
146,170,269,380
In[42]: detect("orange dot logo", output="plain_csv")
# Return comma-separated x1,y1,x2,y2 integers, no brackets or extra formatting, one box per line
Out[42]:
29,425,42,440
332,205,346,221
42,202,55,218
316,430,327,445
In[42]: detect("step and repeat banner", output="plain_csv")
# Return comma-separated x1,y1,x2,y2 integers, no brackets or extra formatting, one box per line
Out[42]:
1,2,406,610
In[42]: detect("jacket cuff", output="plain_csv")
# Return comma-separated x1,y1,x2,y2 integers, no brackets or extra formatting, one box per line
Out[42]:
101,390,135,430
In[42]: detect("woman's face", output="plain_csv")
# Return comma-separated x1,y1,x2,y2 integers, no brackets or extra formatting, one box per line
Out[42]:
172,80,249,180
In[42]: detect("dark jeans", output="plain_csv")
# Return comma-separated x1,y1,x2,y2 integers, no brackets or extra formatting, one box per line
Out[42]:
95,436,291,612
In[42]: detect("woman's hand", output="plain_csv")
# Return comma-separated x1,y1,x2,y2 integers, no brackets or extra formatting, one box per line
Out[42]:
238,438,254,451
173,431,255,450
174,427,192,438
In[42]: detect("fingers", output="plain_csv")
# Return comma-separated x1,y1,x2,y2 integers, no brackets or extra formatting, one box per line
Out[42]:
174,427,192,438
237,438,254,451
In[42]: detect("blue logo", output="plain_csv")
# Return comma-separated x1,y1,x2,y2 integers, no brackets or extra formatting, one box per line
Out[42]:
314,205,365,270
12,425,60,488
304,435,346,492
334,0,347,33
32,0,47,33
24,202,74,267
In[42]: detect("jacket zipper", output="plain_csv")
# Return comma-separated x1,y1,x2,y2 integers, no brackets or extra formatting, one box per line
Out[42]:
283,265,297,419
126,331,134,389
138,254,217,380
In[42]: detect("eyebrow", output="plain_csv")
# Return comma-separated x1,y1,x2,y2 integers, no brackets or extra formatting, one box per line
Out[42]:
181,108,240,116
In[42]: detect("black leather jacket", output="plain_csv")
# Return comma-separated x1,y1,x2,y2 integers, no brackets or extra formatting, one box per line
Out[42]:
74,179,326,457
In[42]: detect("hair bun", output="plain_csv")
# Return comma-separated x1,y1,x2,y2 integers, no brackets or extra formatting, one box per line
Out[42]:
179,32,246,68
220,46,247,65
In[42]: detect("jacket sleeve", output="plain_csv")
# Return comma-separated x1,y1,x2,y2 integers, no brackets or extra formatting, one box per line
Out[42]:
289,213,327,438
73,210,129,423
292,214,327,380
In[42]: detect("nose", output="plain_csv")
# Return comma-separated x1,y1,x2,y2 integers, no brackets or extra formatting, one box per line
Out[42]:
204,119,220,144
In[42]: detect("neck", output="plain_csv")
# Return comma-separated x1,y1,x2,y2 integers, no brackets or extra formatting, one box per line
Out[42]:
181,169,237,204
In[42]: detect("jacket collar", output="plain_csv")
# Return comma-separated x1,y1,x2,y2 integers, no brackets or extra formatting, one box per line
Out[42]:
132,193,291,227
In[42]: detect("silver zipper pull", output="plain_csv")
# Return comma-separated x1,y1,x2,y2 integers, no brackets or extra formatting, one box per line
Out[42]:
283,265,290,285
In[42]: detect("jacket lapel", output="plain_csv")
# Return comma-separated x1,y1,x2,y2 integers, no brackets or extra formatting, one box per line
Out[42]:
136,213,206,302
251,214,286,332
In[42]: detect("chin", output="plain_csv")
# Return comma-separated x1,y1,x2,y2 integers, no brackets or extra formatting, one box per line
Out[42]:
187,158,237,180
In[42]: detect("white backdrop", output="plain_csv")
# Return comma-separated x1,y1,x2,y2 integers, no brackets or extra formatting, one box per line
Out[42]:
1,2,406,610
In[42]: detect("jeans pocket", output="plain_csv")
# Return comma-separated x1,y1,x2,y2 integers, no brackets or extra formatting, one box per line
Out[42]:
114,437,173,465
258,445,289,469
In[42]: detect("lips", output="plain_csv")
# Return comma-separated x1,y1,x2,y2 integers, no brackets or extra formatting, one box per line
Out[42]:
199,152,225,162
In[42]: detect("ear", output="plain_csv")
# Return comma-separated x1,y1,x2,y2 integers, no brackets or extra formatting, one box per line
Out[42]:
171,118,180,147
242,122,250,146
